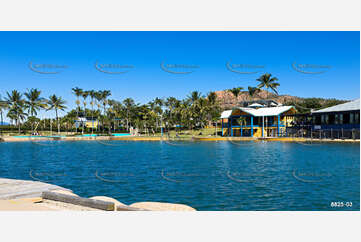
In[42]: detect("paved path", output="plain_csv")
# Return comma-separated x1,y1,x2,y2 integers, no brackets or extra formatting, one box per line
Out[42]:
0,178,72,200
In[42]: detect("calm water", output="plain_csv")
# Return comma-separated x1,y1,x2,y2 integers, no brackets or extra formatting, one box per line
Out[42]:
0,140,359,211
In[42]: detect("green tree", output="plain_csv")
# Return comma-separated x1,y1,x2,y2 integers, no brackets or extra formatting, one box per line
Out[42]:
123,98,135,131
247,86,261,100
100,90,111,132
81,90,89,134
5,90,27,134
47,95,67,134
229,87,243,103
88,90,96,134
72,87,83,133
24,88,47,133
0,95,9,135
256,73,280,99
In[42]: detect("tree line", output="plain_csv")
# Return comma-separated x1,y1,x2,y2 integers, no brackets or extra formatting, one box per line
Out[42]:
0,73,281,135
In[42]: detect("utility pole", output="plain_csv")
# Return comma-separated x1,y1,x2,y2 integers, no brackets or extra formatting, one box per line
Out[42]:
262,116,265,138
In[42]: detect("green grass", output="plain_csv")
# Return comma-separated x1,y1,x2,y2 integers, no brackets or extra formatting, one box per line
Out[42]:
1,127,220,138
151,127,219,138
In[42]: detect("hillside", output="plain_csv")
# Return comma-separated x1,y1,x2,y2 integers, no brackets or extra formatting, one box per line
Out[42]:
215,89,348,112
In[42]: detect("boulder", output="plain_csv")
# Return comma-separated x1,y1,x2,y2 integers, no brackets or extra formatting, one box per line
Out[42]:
89,196,126,210
130,202,196,211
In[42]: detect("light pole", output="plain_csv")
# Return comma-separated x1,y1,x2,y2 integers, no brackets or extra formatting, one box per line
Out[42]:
262,116,264,138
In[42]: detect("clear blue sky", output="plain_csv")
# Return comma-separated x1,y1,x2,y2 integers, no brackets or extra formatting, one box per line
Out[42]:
0,31,359,119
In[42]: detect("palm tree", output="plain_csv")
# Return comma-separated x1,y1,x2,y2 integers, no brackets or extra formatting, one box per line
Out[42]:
47,95,67,134
229,87,243,104
207,91,221,135
248,86,260,98
123,98,135,131
165,97,179,129
88,90,96,134
186,91,206,132
0,95,9,136
256,73,280,99
81,90,89,134
187,91,201,103
72,87,83,133
100,90,111,133
154,97,164,134
95,91,103,132
5,90,26,134
24,88,47,133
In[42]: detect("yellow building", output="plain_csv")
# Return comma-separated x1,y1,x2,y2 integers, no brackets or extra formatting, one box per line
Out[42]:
85,120,99,128
75,118,99,129
220,105,296,137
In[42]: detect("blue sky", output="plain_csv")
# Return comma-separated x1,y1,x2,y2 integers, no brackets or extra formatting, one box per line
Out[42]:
0,31,359,119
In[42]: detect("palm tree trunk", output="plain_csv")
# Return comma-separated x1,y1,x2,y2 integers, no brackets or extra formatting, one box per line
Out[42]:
0,111,3,136
76,103,79,133
103,104,106,133
17,113,21,134
82,104,85,134
91,103,94,134
56,109,60,134
267,88,269,100
127,110,129,131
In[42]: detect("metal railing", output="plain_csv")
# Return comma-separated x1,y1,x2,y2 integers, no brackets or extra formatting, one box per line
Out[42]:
285,127,360,140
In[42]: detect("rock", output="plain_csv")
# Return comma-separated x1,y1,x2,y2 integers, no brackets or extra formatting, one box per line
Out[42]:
89,196,126,210
51,189,78,197
130,202,196,211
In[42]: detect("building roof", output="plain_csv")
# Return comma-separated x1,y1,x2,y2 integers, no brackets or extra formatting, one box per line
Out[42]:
220,106,295,118
248,103,264,108
220,110,233,118
237,106,295,117
312,99,360,113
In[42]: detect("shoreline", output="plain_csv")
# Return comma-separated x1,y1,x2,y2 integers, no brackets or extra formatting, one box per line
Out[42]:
0,135,359,143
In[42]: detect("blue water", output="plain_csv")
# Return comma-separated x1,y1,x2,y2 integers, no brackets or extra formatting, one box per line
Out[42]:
0,140,359,211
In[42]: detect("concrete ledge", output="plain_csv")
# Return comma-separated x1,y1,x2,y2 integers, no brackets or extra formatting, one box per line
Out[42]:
116,205,149,211
42,191,115,211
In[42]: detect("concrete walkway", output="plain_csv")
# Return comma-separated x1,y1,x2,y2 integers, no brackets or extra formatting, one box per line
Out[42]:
0,178,72,200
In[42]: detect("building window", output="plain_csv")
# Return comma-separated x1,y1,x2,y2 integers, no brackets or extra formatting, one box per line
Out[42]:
356,113,360,124
339,114,343,124
321,115,325,124
335,114,339,125
325,114,329,124
350,113,354,124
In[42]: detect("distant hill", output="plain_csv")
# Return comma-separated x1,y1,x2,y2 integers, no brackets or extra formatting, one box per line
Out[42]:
215,89,348,113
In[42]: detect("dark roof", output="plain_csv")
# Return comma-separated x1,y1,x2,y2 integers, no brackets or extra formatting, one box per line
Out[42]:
312,99,360,113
